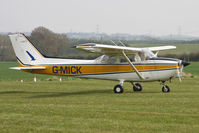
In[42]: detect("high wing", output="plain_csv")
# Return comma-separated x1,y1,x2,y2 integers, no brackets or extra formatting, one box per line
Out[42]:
75,43,176,55
75,43,141,55
75,43,176,80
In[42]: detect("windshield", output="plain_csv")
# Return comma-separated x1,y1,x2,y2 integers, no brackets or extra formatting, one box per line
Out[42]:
141,48,156,60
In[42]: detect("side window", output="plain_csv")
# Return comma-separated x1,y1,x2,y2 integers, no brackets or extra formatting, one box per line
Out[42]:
134,53,141,62
96,54,145,64
137,52,146,61
120,55,136,64
95,56,119,64
107,56,122,64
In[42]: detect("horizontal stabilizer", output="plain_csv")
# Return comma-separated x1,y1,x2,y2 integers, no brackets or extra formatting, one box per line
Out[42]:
10,67,46,70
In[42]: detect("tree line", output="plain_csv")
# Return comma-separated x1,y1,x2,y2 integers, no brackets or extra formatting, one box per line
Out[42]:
0,26,199,61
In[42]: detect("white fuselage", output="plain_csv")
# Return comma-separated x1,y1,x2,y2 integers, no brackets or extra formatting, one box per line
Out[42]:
30,57,179,82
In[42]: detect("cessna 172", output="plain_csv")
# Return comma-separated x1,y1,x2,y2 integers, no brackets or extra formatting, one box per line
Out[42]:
9,33,190,93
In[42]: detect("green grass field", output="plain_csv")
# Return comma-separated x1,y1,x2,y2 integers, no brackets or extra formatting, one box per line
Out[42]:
0,62,199,133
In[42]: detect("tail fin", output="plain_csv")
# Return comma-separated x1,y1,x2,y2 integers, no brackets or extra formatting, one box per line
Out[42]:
9,33,44,65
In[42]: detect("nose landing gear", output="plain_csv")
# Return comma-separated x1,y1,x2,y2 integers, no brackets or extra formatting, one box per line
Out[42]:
162,85,170,92
161,81,170,93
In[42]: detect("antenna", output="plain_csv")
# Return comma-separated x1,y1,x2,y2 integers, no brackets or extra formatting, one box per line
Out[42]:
119,40,126,47
110,40,118,46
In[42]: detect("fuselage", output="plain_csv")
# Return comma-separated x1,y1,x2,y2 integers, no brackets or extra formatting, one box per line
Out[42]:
19,57,180,82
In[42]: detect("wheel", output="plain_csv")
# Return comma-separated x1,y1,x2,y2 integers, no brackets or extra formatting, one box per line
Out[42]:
162,85,170,93
114,85,124,93
133,83,142,92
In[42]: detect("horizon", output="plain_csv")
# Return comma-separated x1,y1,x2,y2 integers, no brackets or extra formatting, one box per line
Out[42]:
1,30,199,38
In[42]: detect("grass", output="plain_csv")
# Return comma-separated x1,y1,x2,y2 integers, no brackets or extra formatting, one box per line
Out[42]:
0,62,52,81
184,62,199,76
0,62,199,133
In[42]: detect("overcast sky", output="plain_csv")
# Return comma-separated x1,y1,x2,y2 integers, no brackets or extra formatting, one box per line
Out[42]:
1,0,199,36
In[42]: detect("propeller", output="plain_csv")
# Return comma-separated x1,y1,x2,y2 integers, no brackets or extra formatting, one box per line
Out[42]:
176,60,182,82
176,60,190,82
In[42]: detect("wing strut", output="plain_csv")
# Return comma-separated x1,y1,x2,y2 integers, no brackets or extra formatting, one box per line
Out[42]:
122,51,145,80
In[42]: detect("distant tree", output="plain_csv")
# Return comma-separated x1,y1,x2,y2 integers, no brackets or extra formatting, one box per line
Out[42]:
30,27,66,57
0,35,15,61
29,26,92,58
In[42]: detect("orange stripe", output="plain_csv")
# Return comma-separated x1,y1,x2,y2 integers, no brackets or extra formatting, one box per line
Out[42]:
22,64,179,75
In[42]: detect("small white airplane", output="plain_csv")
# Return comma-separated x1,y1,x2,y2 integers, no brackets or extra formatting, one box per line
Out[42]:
9,33,190,93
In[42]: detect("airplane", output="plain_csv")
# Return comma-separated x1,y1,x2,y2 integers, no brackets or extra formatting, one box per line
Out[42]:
9,33,190,93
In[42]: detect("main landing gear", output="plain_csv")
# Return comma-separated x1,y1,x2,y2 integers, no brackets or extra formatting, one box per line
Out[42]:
114,85,124,93
113,81,143,93
113,80,124,93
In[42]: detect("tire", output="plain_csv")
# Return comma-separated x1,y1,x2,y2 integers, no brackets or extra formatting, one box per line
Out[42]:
133,83,142,92
162,85,170,93
114,85,124,93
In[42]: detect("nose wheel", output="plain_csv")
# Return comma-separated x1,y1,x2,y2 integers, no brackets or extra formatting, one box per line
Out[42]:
162,85,170,93
161,81,170,93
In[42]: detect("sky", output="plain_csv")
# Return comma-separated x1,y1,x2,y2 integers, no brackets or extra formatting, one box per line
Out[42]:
1,0,199,36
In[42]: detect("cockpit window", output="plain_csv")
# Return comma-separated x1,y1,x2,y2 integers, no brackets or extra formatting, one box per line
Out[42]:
96,50,156,64
96,55,137,64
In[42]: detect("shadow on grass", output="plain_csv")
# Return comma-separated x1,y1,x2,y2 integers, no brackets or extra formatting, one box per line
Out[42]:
0,90,163,99
0,89,112,98
0,91,27,94
138,91,162,94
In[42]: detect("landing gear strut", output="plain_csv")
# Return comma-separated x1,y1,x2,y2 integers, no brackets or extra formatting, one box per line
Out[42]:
161,81,170,93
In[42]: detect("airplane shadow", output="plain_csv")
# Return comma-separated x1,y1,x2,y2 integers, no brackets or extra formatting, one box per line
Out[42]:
30,89,112,98
0,89,163,99
0,89,112,99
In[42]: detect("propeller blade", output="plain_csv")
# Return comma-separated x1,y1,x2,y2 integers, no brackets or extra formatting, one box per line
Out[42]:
176,59,189,82
176,67,182,82
176,60,183,82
